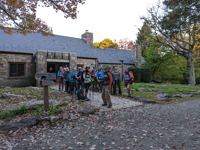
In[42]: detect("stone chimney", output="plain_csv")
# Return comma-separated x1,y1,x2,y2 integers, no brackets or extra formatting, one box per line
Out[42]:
81,30,93,48
132,44,142,68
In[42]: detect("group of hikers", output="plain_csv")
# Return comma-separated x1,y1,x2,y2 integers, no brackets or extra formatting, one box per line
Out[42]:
57,66,134,108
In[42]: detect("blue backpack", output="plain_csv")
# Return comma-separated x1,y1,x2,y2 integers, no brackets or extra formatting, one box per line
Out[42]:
77,89,85,99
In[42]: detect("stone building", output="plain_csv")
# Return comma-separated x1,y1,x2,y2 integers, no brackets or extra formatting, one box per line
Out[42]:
0,30,142,88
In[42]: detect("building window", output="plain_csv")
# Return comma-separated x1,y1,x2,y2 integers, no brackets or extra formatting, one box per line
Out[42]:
9,63,25,77
77,65,84,70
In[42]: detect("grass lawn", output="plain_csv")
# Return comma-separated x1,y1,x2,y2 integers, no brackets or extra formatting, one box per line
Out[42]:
120,82,200,103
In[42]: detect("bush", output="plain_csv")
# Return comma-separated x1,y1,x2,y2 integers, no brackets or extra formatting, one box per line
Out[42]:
141,68,151,83
14,74,36,87
128,67,141,83
196,77,200,84
101,65,113,71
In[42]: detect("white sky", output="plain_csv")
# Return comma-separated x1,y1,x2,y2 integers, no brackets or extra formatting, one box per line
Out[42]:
36,0,160,43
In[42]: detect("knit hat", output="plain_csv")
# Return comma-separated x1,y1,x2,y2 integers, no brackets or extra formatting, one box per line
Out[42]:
85,65,90,69
93,66,96,68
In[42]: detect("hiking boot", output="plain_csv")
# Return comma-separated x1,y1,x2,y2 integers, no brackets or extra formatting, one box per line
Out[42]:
127,93,131,98
102,103,107,106
85,98,90,101
108,105,112,108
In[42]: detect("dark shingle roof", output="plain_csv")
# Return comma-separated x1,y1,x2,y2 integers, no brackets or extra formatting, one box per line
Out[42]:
0,30,134,64
93,48,134,64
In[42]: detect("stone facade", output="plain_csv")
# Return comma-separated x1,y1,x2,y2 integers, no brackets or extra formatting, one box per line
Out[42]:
69,53,77,73
132,45,142,68
77,58,97,69
81,31,93,48
0,53,35,88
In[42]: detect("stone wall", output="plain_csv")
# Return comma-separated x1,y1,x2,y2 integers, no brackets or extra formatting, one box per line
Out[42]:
81,31,93,48
0,53,35,88
77,58,96,69
69,53,77,73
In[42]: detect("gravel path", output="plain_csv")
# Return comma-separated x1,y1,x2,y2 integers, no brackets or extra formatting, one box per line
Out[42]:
1,99,200,150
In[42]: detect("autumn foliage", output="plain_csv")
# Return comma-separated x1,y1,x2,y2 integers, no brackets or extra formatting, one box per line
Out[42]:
0,0,85,36
117,38,134,50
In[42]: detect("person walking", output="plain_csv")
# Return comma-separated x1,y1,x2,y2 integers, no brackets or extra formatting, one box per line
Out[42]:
96,66,104,92
58,66,64,91
124,68,134,97
76,67,82,89
64,67,72,93
91,66,97,92
82,65,91,101
102,67,113,108
112,67,122,95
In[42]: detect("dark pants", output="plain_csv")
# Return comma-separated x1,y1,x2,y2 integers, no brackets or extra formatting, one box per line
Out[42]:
110,83,113,93
77,80,81,90
91,77,97,91
65,81,70,92
113,79,122,95
59,78,64,91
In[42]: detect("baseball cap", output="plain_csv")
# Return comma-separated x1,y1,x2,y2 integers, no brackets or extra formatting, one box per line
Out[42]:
93,66,96,68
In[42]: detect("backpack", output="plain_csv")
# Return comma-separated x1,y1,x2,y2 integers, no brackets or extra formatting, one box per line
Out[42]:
77,89,85,99
129,71,134,80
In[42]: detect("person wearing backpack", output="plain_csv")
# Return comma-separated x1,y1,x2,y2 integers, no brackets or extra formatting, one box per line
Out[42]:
102,67,113,108
96,66,104,92
112,67,122,95
82,65,91,101
64,67,72,93
110,67,114,94
58,66,64,91
124,68,134,97
91,66,97,92
76,67,82,89
72,68,77,81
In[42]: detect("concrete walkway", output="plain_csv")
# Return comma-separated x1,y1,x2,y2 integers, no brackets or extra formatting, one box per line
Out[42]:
51,84,143,112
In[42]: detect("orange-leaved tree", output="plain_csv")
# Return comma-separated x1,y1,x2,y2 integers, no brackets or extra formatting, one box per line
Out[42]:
0,0,85,36
117,38,134,50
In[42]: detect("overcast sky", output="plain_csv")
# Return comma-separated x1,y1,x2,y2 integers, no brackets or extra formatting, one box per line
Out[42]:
36,0,161,43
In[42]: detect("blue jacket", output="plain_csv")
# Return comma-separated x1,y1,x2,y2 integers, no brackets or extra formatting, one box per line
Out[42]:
64,72,72,81
96,70,104,80
72,72,77,77
58,70,63,78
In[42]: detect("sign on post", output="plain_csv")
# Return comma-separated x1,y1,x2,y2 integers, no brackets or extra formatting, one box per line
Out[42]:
35,73,56,80
35,73,56,111
41,80,55,86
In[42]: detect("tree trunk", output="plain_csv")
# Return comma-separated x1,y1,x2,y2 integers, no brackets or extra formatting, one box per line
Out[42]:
187,50,196,85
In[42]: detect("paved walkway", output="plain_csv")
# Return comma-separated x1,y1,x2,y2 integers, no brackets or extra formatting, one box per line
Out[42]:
51,84,143,111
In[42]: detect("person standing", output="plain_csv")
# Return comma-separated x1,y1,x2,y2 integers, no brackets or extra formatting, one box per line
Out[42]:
102,67,113,108
64,67,72,93
82,65,91,101
124,68,134,97
81,67,85,90
96,66,104,92
112,67,122,95
91,66,97,92
58,66,64,91
76,67,82,89
72,68,77,81
110,67,114,94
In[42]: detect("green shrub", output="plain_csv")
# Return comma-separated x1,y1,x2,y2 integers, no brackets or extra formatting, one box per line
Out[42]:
128,67,141,83
101,65,112,71
196,77,200,84
141,68,151,83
